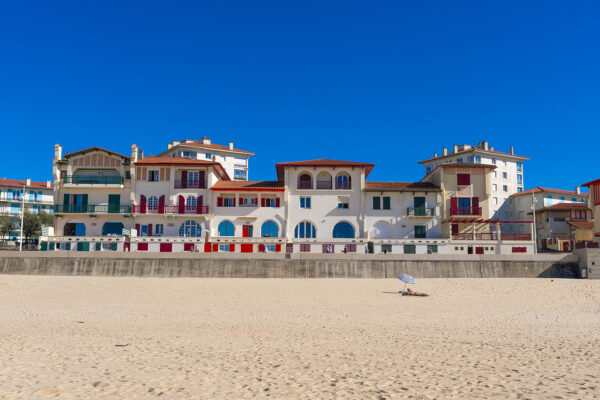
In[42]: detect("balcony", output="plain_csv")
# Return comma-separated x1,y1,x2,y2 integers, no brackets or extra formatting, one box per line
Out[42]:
335,182,351,190
451,232,531,241
297,181,313,190
174,180,207,189
450,207,482,216
63,175,123,185
501,233,532,241
316,180,332,190
407,207,434,217
132,205,209,215
55,204,131,214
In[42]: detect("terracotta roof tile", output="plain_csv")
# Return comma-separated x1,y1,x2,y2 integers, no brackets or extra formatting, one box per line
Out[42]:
0,178,53,189
567,220,594,230
535,203,590,212
211,180,285,192
364,181,440,192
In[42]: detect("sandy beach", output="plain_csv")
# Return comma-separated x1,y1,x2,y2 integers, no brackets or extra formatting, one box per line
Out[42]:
0,276,598,399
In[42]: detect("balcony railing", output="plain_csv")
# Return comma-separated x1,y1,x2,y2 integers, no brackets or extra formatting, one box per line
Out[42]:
407,207,434,217
475,233,497,240
450,207,482,216
501,233,532,241
297,181,313,190
63,175,123,185
575,242,599,249
132,205,209,215
335,182,351,190
55,204,131,214
174,180,207,189
316,180,332,189
451,233,473,240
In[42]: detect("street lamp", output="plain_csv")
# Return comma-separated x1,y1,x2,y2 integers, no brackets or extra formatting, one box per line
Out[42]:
19,183,25,251
531,193,538,254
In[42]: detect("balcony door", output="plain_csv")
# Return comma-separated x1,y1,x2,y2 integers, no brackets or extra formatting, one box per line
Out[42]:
242,225,253,237
108,194,120,213
414,197,425,215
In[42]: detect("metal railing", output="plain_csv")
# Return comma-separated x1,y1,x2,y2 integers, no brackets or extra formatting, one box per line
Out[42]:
407,207,434,217
63,175,123,185
501,233,532,241
174,180,207,189
297,181,313,190
132,205,208,214
450,207,482,216
316,180,332,189
55,204,131,214
335,182,351,190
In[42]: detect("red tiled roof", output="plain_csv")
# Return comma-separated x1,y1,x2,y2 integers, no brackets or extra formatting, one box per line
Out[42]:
510,187,587,197
582,178,600,188
418,146,529,164
167,140,254,155
0,178,53,189
134,157,230,180
567,220,594,230
63,146,129,160
275,159,375,180
535,203,590,213
364,181,440,192
211,180,285,192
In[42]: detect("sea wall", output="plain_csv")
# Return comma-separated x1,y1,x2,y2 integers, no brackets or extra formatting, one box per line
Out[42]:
0,252,578,278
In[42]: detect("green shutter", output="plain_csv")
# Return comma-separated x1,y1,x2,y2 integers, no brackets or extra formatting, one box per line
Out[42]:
111,243,117,251
65,242,71,251
373,196,381,210
383,196,391,210
40,242,47,251
63,194,70,212
81,194,88,212
404,245,416,254
108,194,120,213
95,243,101,251
415,225,426,238
49,242,55,250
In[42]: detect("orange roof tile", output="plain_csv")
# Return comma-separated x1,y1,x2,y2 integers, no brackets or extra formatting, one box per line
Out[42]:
211,180,285,192
364,181,440,192
510,187,587,197
0,178,53,190
567,220,594,230
535,203,590,212
418,147,529,164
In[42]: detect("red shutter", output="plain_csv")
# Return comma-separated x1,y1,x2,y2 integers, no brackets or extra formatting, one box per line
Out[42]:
212,243,219,252
140,195,147,214
275,198,280,207
232,198,236,207
472,197,479,214
451,197,458,215
261,198,266,207
254,197,258,206
178,195,185,214
181,171,188,188
158,195,165,214
457,174,470,186
259,244,265,252
275,244,281,252
184,243,194,251
217,197,223,207
204,243,212,252
451,223,459,236
196,195,203,214
148,224,153,236
229,244,235,252
137,243,148,251
135,224,140,235
199,171,206,188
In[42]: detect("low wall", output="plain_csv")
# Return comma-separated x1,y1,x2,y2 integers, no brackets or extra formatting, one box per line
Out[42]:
0,252,578,278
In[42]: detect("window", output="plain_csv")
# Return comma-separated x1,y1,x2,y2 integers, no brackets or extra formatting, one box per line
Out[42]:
512,247,527,253
298,173,313,189
475,155,481,163
517,174,522,185
502,172,507,179
148,170,160,182
492,158,496,164
426,165,432,175
155,224,163,235
10,204,20,215
240,197,257,206
493,184,497,191
179,220,202,237
467,156,474,163
333,222,355,238
294,221,316,239
300,197,311,209
517,162,522,172
571,198,577,203
264,198,277,207
205,153,212,160
218,221,235,236
219,244,230,252
382,196,391,210
414,225,426,238
457,198,471,214
427,245,438,254
518,187,523,192
261,221,278,237
187,171,199,187
185,196,197,213
182,151,197,159
221,197,235,207
335,173,351,190
381,244,392,253
234,169,247,180
373,196,381,210
503,185,508,192
404,245,416,254
560,197,565,202
338,201,349,209
147,196,158,212
300,244,311,252
493,197,498,205
457,174,470,186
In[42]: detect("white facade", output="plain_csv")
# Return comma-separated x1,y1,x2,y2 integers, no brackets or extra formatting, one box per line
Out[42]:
0,179,54,217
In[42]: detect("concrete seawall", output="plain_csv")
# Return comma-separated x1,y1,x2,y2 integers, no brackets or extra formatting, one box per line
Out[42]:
0,252,578,278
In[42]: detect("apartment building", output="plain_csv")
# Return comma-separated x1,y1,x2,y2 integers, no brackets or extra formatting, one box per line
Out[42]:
158,137,254,181
0,178,54,216
531,202,593,252
419,141,528,220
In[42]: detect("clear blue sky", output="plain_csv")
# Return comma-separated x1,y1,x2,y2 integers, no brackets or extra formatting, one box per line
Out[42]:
1,1,599,190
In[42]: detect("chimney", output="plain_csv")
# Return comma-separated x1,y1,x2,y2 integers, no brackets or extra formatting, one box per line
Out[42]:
229,141,234,150
483,140,488,150
443,147,448,156
453,145,458,153
26,178,31,187
490,146,494,151
477,141,482,149
576,186,581,195
172,140,180,147
54,144,62,160
434,152,438,158
510,146,514,155
139,150,144,160
46,180,51,188
201,136,211,145
131,144,139,162
167,143,172,149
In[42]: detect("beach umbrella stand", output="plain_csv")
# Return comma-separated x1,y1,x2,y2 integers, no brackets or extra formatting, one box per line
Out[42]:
397,273,416,292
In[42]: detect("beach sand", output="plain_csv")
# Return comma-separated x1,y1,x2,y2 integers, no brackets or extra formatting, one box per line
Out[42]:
0,276,598,399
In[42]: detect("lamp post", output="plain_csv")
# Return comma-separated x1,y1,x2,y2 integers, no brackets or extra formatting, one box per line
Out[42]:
19,184,25,251
531,193,538,255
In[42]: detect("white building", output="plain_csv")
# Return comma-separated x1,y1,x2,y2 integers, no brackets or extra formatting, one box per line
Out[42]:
419,141,528,220
158,137,254,181
0,178,54,217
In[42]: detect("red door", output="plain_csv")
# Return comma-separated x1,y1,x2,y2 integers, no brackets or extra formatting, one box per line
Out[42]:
241,244,253,253
451,224,459,236
160,243,172,252
242,225,253,237
476,247,484,255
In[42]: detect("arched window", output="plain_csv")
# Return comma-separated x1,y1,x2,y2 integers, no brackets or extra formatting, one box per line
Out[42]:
336,173,351,190
218,220,235,236
297,173,313,190
261,221,278,238
333,222,355,238
179,220,201,237
294,221,316,239
147,196,158,212
316,171,332,189
185,196,197,213
102,222,124,236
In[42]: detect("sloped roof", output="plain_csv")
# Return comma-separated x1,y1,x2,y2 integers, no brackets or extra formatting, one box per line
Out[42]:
567,220,594,230
534,203,589,213
211,180,285,192
165,140,254,155
418,146,529,164
275,159,375,180
582,178,600,188
134,157,230,180
0,178,53,190
63,146,129,160
510,187,587,197
364,181,440,192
